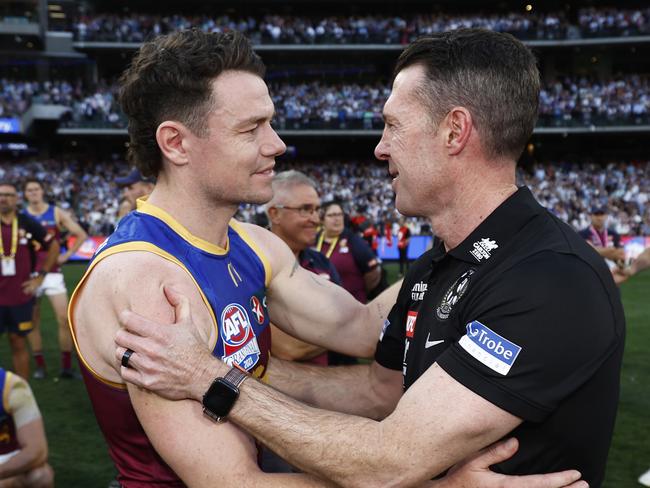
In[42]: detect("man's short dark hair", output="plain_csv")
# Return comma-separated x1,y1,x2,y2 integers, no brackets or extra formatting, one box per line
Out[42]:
23,178,44,192
119,29,266,177
394,28,540,160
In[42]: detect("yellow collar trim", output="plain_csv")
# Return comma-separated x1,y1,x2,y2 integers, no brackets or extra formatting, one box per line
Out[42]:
136,198,229,255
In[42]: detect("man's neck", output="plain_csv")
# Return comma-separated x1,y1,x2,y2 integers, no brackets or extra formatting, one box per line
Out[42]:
432,181,518,252
146,182,236,249
0,210,16,225
27,201,48,214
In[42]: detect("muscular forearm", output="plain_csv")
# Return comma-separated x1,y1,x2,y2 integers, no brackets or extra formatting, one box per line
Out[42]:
229,375,452,488
267,358,397,419
271,325,326,362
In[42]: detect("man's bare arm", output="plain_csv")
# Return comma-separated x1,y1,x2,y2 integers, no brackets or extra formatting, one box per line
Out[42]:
267,357,402,419
241,222,400,358
0,378,48,480
56,207,88,264
270,324,327,361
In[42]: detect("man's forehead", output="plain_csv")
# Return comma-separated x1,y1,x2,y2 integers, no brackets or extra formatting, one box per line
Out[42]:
384,65,427,116
212,71,273,116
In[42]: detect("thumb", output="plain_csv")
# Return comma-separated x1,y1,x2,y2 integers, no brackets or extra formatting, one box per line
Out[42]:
163,285,191,323
473,438,519,468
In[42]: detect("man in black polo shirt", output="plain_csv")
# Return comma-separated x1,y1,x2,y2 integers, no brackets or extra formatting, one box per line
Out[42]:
113,29,616,487
0,182,59,378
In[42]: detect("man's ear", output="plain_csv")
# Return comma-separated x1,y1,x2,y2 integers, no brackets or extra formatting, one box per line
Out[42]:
444,107,473,156
267,206,280,224
156,121,191,167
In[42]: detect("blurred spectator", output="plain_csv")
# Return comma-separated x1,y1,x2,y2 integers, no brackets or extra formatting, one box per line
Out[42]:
0,367,54,487
1,158,649,239
5,76,650,129
61,8,650,43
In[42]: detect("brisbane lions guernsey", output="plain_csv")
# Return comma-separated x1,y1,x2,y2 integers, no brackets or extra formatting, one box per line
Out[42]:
69,199,272,487
24,205,62,273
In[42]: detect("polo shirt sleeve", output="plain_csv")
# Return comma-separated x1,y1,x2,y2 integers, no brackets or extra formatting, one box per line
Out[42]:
436,251,623,422
348,233,379,273
374,279,408,371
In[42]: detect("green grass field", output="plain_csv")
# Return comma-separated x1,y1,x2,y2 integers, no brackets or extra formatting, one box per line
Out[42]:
0,262,647,487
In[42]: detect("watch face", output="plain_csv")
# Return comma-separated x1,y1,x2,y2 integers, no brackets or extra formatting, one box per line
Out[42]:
203,378,239,418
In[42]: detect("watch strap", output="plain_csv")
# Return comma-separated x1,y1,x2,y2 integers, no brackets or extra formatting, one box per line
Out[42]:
223,365,248,389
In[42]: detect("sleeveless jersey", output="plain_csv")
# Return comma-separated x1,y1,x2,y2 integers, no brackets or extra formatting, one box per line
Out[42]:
24,205,61,273
0,369,19,455
69,199,272,487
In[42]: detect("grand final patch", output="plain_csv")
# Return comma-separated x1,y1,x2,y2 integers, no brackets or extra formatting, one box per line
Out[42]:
436,268,475,320
220,303,261,371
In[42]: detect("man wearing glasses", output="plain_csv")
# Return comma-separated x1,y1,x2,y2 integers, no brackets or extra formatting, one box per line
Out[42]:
265,170,341,367
0,182,59,378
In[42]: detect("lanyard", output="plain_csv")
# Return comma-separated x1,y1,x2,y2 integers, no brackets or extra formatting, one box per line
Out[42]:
589,226,608,247
0,218,18,258
316,233,339,259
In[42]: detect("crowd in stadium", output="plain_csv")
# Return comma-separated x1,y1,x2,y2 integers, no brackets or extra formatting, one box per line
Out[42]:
1,159,648,238
66,7,650,44
4,76,650,128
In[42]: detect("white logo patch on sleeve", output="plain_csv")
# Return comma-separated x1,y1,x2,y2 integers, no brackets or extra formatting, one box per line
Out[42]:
458,321,522,375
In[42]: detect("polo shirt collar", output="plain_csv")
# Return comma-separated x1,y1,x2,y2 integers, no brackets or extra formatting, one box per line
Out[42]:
447,186,543,265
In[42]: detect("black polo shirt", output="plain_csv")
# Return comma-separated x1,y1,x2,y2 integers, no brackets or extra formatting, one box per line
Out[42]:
375,187,624,486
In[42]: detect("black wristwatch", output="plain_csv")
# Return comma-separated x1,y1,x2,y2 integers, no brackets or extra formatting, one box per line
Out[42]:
202,366,248,423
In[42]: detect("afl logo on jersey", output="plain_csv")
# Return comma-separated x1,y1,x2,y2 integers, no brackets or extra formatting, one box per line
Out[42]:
221,303,252,346
220,303,261,371
436,268,476,320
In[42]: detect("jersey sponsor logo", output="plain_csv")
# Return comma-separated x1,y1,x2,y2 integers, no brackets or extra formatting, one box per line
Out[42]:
436,268,475,320
424,333,444,349
220,303,261,371
469,238,498,261
250,295,265,324
458,320,521,375
405,310,417,338
411,281,427,301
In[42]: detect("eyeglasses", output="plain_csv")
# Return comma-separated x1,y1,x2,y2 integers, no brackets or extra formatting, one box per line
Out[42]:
0,193,17,198
324,212,344,218
275,204,321,217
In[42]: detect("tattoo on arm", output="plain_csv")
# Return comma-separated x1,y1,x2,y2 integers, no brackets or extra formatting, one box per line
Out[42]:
289,259,300,278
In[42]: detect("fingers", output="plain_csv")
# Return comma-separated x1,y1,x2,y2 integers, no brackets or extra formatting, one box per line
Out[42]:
163,285,191,323
505,471,585,488
472,438,519,467
118,309,160,337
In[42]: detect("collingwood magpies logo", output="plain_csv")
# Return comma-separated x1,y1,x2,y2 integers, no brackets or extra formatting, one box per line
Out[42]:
436,268,476,320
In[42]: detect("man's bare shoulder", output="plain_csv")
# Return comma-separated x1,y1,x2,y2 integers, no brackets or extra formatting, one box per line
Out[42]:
234,220,295,276
73,251,215,382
